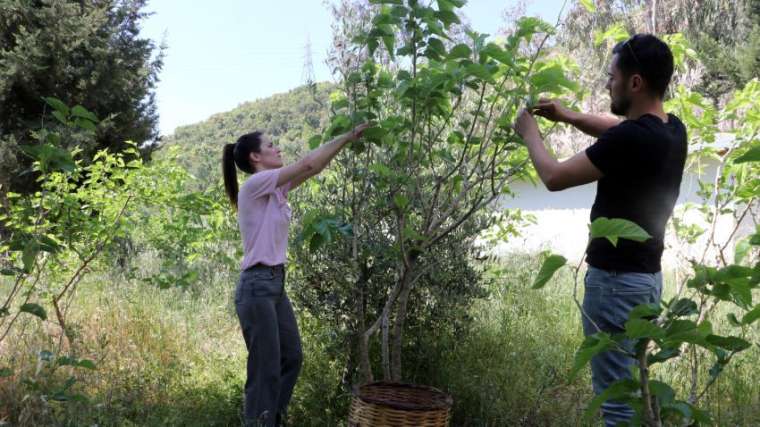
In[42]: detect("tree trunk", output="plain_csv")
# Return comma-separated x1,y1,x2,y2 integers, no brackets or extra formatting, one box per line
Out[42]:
638,341,662,427
390,276,414,381
357,270,408,384
381,312,391,380
358,332,373,383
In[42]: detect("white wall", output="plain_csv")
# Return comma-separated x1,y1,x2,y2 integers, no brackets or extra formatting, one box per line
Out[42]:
490,161,749,268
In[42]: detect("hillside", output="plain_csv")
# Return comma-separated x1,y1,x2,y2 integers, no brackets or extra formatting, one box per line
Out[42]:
160,82,334,189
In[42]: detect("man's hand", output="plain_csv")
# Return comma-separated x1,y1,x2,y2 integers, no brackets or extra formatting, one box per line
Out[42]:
514,108,540,141
531,98,574,123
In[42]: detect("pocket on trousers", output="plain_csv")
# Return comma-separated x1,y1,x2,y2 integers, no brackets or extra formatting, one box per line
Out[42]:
610,272,656,296
243,269,275,281
250,279,283,297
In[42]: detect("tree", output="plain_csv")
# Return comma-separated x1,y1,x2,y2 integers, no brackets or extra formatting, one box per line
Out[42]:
0,0,164,197
300,0,579,383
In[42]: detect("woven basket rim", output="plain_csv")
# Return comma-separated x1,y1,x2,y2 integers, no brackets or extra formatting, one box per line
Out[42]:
353,381,454,411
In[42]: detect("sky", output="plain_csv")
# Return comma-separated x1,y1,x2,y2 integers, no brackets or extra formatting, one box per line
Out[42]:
140,0,569,136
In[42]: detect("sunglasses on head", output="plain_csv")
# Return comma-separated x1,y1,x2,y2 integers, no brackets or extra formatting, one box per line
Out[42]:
622,35,642,69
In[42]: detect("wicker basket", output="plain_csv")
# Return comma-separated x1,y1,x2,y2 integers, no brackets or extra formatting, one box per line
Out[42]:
348,381,453,427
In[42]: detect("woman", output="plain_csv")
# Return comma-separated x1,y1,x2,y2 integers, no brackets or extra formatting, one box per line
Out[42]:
222,124,368,426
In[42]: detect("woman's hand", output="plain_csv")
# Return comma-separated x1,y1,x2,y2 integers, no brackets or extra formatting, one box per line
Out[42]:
346,122,371,141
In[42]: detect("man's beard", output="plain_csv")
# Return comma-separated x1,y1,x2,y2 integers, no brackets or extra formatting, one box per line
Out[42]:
610,92,632,116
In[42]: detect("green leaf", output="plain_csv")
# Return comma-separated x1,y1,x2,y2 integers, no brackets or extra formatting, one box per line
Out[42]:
649,347,680,365
628,303,661,320
324,114,352,138
734,237,751,264
751,232,760,246
532,254,567,289
0,367,12,377
435,10,460,28
382,35,395,58
664,319,704,346
1,268,20,276
589,217,651,247
465,63,495,82
43,97,69,116
705,335,751,352
514,17,555,41
436,0,465,12
331,98,349,111
22,241,38,273
583,379,639,423
426,37,446,60
307,135,322,150
741,306,760,325
20,303,47,320
480,43,514,66
38,234,61,253
393,194,409,210
727,312,742,327
70,105,98,122
579,0,596,13
669,298,698,317
649,380,675,405
308,231,325,252
709,359,725,381
448,44,472,59
52,110,68,125
370,163,393,177
594,23,629,47
77,359,97,370
362,127,387,144
727,278,752,308
20,144,76,172
347,71,362,85
571,333,613,381
734,145,760,163
624,318,665,339
530,64,578,93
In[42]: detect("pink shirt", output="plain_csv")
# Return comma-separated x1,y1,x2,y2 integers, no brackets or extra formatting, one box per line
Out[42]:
238,169,292,270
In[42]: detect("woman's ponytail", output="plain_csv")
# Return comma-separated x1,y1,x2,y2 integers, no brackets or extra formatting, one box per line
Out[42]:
222,131,263,210
223,143,239,210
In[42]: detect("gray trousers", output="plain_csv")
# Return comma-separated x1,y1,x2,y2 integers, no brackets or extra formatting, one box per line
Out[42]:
235,264,303,426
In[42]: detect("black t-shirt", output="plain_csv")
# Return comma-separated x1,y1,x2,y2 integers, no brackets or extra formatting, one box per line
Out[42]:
585,113,687,273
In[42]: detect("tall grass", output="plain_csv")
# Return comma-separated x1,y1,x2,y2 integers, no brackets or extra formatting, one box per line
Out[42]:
1,252,758,426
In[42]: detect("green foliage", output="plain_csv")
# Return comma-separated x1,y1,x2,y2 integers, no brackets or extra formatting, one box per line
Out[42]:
579,0,596,14
589,217,652,247
0,0,163,197
19,303,47,321
532,253,567,289
293,0,583,383
593,22,629,48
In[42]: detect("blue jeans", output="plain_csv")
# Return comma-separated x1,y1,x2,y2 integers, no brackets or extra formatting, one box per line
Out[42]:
235,264,303,426
582,266,663,427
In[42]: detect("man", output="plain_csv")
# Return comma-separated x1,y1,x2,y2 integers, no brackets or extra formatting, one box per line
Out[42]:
513,34,687,426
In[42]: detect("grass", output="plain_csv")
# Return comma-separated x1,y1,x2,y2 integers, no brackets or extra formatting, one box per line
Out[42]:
1,253,759,426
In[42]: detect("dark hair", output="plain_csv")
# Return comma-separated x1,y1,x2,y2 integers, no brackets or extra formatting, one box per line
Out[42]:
222,131,263,209
612,34,674,99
